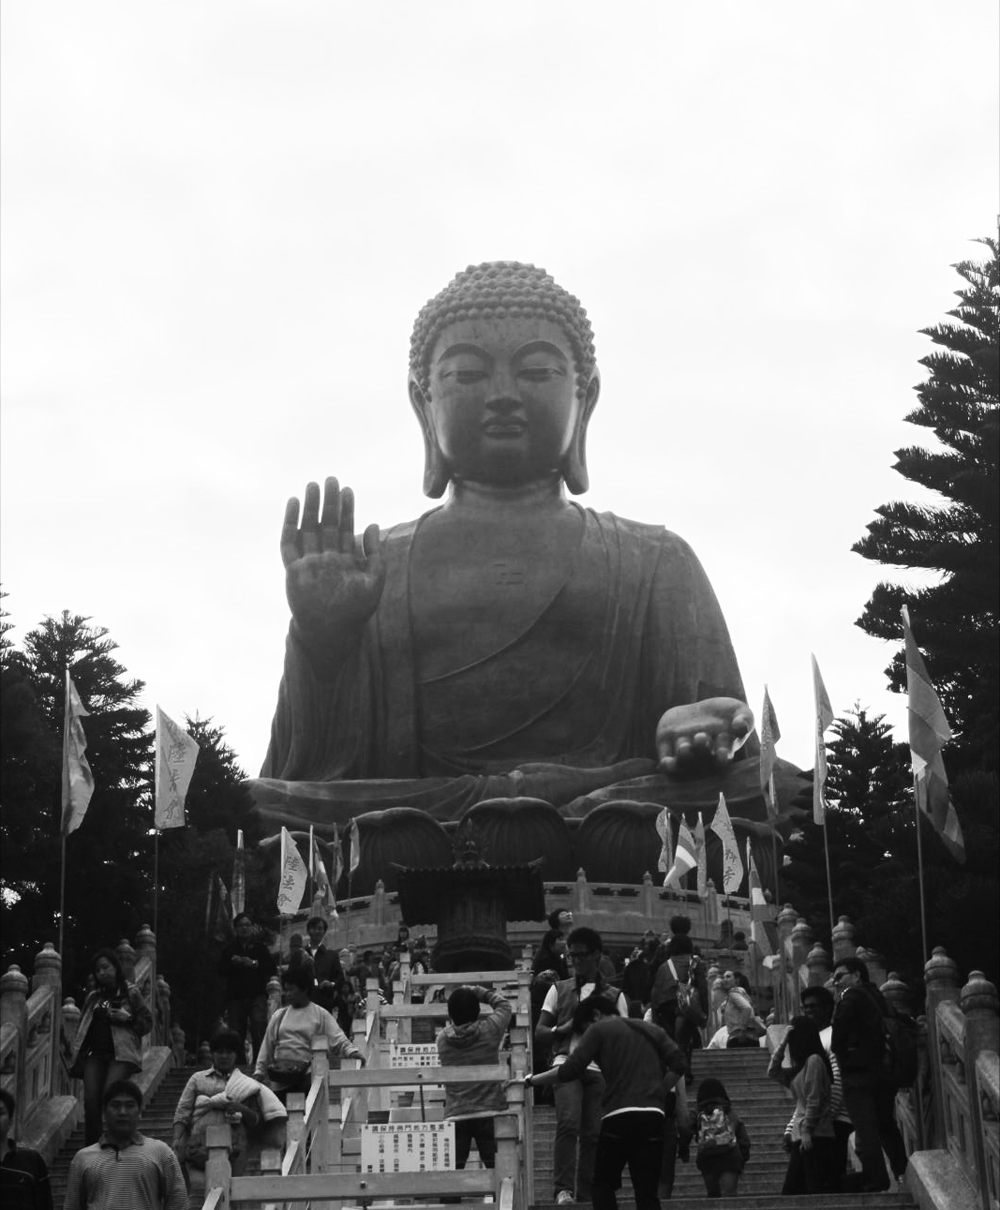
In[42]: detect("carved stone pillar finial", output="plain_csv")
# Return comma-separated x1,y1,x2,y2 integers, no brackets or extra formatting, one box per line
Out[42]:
831,915,856,961
806,943,832,987
31,943,62,992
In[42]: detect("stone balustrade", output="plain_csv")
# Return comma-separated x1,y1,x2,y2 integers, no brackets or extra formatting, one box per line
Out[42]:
764,904,999,1210
0,927,175,1163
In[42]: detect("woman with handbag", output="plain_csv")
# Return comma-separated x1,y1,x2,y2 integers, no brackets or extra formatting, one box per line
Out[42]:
253,966,365,1100
68,948,152,1143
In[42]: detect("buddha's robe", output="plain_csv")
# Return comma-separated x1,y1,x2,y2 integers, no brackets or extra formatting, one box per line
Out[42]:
250,507,768,833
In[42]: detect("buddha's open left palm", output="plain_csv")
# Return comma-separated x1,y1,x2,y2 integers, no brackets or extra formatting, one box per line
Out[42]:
656,697,754,774
282,477,385,645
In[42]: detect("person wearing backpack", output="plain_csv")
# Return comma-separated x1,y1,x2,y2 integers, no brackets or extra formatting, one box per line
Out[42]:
648,936,707,1081
830,957,907,1191
692,1077,750,1198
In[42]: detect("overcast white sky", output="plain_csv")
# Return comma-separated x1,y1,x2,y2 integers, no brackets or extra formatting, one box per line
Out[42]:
2,1,997,778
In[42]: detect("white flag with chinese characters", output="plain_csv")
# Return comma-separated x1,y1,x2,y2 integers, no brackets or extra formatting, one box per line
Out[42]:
154,707,200,829
710,792,743,895
277,827,308,916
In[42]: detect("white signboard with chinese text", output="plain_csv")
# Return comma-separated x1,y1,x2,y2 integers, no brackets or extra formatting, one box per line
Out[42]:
389,1044,440,1068
361,1121,455,1172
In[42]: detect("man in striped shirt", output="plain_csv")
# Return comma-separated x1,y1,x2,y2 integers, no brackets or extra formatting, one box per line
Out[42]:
65,1080,186,1210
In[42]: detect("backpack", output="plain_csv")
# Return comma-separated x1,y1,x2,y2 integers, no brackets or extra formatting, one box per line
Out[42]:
696,1106,737,1157
881,1007,919,1088
670,959,708,1027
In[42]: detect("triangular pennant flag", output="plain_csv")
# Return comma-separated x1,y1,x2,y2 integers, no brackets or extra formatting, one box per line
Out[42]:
902,606,964,863
61,672,95,835
348,817,361,875
710,792,743,894
154,706,200,830
664,820,698,889
811,655,834,825
331,822,344,888
759,686,781,821
277,827,308,915
655,808,673,877
213,875,233,941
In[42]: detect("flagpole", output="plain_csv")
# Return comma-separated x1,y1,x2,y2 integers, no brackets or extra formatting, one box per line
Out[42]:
821,821,835,939
58,835,67,960
153,830,160,942
913,774,929,967
767,772,789,1022
346,874,352,947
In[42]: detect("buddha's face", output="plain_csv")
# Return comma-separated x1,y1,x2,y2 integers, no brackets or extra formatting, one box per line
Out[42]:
418,316,595,488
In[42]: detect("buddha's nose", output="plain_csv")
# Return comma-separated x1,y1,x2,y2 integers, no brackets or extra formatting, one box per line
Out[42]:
486,367,519,407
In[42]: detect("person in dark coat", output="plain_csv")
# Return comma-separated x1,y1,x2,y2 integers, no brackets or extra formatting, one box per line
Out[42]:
1,1090,53,1210
218,914,276,1063
830,956,907,1191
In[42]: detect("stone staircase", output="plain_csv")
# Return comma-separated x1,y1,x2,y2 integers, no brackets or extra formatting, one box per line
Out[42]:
48,1065,198,1210
529,1047,916,1210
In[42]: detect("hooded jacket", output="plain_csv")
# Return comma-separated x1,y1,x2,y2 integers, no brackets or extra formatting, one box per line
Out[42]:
437,988,513,1119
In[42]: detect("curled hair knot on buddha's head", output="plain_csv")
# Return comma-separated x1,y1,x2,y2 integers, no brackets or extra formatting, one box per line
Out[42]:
409,261,597,399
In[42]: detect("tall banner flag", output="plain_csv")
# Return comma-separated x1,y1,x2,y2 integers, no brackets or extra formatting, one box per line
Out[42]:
694,812,708,900
902,606,965,863
349,817,361,876
811,655,834,825
231,830,246,916
154,707,200,829
711,792,743,894
746,839,773,954
61,672,95,835
213,875,233,941
277,827,308,915
655,808,674,883
664,820,698,890
311,832,337,913
759,686,781,820
331,823,344,888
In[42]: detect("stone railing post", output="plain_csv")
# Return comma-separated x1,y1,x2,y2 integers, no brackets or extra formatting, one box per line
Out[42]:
641,871,656,919
924,946,961,1147
790,918,812,972
881,972,914,1016
116,938,137,983
806,943,832,988
372,879,386,926
30,943,63,1098
960,971,999,1207
1,966,29,1132
573,868,590,914
156,976,172,1050
830,915,856,963
857,946,887,988
706,879,719,926
266,975,282,1021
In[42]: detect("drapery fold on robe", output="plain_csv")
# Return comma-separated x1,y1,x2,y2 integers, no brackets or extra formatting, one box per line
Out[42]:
252,509,759,831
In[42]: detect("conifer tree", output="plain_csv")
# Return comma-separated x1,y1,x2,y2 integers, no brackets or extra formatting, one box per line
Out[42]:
853,237,999,772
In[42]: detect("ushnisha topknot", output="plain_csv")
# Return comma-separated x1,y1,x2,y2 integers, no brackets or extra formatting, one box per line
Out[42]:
410,261,597,398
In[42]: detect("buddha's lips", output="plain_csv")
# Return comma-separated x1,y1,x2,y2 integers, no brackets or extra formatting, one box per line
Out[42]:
483,419,527,436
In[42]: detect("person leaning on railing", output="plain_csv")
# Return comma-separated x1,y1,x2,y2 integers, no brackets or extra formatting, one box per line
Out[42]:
253,967,365,1099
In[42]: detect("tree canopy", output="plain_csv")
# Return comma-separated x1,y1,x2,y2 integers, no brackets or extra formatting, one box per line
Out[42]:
853,236,999,772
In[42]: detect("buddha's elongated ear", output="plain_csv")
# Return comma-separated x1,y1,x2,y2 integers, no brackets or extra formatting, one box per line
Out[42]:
408,375,450,498
563,370,600,495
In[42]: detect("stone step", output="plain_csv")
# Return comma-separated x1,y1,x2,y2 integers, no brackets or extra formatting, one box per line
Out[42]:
531,1195,913,1210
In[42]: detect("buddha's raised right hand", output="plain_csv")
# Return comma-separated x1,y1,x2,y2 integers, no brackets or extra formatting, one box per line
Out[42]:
281,477,384,650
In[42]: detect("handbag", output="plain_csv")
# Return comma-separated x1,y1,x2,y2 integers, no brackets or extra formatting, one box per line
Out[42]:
263,1008,311,1091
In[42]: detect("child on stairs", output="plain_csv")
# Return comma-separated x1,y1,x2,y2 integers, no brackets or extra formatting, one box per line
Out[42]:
692,1077,751,1198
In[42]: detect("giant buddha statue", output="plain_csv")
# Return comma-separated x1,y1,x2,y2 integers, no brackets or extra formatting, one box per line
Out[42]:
250,262,804,874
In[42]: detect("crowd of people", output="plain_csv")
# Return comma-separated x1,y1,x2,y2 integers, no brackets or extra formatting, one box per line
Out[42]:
1,912,915,1209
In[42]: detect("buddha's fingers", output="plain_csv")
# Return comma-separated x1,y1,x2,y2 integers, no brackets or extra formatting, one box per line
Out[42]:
300,482,322,556
713,732,733,765
339,487,356,554
319,477,342,552
280,497,302,567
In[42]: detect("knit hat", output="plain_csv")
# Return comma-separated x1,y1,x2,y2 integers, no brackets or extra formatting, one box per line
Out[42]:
696,1077,731,1108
